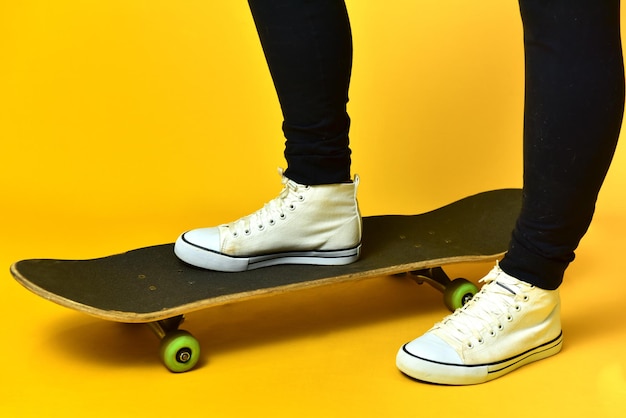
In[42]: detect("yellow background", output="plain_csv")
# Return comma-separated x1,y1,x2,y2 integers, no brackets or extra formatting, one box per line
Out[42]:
1,1,625,417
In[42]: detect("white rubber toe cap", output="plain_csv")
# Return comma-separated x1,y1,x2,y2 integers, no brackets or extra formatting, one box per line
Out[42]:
177,227,222,253
401,333,463,365
396,333,489,385
174,228,251,272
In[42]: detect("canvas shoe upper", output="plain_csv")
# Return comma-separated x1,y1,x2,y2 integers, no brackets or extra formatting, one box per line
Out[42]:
396,264,563,385
174,170,362,272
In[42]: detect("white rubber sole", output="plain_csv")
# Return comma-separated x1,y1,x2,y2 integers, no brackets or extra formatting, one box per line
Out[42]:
396,331,563,385
174,234,361,272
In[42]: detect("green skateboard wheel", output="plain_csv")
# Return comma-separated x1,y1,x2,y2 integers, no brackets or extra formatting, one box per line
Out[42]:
159,330,201,373
444,279,479,311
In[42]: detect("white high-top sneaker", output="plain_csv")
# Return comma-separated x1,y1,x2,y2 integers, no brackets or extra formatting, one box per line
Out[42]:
174,170,362,272
396,264,563,385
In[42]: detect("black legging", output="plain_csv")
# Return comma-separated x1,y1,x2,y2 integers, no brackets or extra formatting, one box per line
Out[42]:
247,0,624,290
249,0,353,185
500,1,624,289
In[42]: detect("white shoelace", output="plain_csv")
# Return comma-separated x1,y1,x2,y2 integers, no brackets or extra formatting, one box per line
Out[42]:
227,175,309,238
434,265,531,348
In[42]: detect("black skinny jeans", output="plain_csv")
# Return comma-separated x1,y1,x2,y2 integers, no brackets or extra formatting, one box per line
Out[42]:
247,0,625,290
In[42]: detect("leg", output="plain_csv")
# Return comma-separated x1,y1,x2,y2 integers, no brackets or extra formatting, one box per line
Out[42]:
397,0,624,385
174,0,361,271
500,0,625,289
248,0,353,185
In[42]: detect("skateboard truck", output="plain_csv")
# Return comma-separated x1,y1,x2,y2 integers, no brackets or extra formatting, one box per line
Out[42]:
408,267,479,311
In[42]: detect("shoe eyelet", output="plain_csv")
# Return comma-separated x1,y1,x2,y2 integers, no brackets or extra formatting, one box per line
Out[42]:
244,229,251,236
297,195,305,202
498,324,504,331
288,204,296,211
269,219,275,226
506,314,513,322
523,295,530,302
467,342,474,349
478,338,484,344
514,305,522,312
232,232,239,238
257,224,265,231
489,330,496,337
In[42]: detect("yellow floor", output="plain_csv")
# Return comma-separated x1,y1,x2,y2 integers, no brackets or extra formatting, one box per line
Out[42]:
2,2,626,417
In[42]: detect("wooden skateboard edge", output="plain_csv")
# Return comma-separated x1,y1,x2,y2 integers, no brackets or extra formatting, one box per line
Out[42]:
11,252,504,324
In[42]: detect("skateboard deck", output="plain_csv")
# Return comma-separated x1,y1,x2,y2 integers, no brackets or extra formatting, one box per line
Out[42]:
10,188,522,372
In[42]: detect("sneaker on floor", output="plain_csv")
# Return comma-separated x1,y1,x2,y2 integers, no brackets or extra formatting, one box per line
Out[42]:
396,264,563,385
174,170,362,272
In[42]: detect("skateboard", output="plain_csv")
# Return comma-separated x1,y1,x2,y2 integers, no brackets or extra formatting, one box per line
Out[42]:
10,189,521,373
